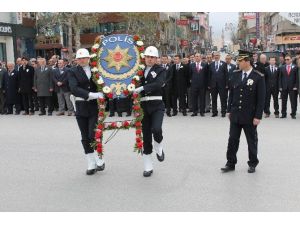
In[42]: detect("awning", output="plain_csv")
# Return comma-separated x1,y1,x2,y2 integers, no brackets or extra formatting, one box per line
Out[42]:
35,43,62,49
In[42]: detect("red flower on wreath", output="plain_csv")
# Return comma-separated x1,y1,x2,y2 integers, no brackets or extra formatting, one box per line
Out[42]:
132,93,139,99
136,137,142,143
110,122,117,129
137,142,143,149
123,121,130,127
97,124,104,130
95,73,100,79
133,105,140,111
133,35,140,41
131,80,137,85
135,121,142,127
90,61,97,67
136,129,142,135
99,98,105,104
107,93,113,99
137,70,144,76
95,131,102,139
123,89,129,96
91,48,98,53
96,147,103,154
99,111,105,117
138,46,144,52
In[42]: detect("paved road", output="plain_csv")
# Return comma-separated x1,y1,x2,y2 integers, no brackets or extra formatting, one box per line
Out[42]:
0,109,300,211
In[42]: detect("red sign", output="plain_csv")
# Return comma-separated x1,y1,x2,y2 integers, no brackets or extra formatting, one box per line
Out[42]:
243,12,256,20
181,40,189,47
176,20,189,25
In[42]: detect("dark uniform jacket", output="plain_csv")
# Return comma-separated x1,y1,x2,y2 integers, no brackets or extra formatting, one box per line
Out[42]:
227,69,266,124
227,63,236,88
68,65,98,117
189,62,209,89
172,63,190,94
265,65,279,90
3,69,20,104
141,64,166,113
208,60,228,88
18,64,35,94
278,64,299,90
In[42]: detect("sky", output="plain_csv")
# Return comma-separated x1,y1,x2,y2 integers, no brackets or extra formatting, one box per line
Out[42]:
209,12,239,44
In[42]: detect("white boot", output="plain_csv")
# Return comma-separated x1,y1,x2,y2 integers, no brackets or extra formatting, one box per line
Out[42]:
142,154,153,177
153,141,163,156
86,153,97,170
94,151,105,171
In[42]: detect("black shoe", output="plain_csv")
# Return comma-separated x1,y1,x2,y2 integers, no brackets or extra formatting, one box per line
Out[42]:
143,170,153,177
291,115,296,119
109,113,114,117
264,114,270,118
96,163,105,171
248,166,256,173
183,112,187,116
205,110,210,113
200,113,205,117
48,112,52,116
275,114,279,118
221,165,235,172
156,150,165,162
126,113,131,117
191,113,197,117
280,115,286,118
211,114,218,117
172,112,178,116
39,112,46,116
166,112,172,117
118,113,122,117
15,112,20,115
221,114,226,117
86,169,96,175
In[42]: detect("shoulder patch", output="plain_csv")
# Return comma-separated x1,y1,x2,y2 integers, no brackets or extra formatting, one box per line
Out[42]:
253,69,264,77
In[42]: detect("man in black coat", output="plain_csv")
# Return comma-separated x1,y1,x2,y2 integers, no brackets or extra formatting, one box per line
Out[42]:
0,63,6,114
134,46,166,177
2,62,21,114
208,51,229,117
172,54,190,116
18,57,35,115
68,48,105,175
264,56,280,118
279,54,299,119
161,54,173,117
189,53,208,116
225,54,236,89
221,50,266,174
252,52,266,74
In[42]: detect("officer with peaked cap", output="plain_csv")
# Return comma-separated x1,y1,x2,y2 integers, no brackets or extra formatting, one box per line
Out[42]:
134,46,166,177
221,50,266,174
68,48,105,175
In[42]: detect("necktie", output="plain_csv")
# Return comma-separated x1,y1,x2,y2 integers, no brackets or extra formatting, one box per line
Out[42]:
287,65,291,75
242,72,247,82
215,62,218,71
176,64,179,70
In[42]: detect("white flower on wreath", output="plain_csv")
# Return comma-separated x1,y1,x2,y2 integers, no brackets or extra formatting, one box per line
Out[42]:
103,86,111,94
139,64,145,70
116,122,122,128
97,77,104,85
92,44,100,49
91,67,99,73
133,75,140,81
104,123,109,129
127,84,136,92
247,79,254,86
90,53,97,59
136,41,144,46
140,53,145,59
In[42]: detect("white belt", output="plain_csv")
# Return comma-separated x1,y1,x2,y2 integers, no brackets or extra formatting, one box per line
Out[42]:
140,96,162,101
75,97,86,101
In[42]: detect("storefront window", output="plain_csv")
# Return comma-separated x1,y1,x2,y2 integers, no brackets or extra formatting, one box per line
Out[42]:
0,43,7,61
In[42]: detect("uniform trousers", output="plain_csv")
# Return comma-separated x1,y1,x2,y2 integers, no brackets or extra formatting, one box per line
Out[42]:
76,114,98,154
226,122,259,167
141,101,164,155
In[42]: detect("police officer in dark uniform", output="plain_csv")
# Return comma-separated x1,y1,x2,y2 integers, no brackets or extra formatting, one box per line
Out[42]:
221,50,266,173
68,48,105,175
134,46,166,177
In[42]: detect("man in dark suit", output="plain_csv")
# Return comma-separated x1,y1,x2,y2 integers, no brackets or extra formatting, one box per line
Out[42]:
252,53,266,74
221,50,266,174
0,62,7,114
190,53,208,116
172,55,190,116
68,48,105,175
208,51,229,117
52,59,74,116
264,56,280,118
161,55,173,117
225,54,236,89
133,46,166,177
279,54,299,119
18,57,35,115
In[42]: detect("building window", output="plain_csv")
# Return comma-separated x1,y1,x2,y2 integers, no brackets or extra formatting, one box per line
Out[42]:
0,43,7,62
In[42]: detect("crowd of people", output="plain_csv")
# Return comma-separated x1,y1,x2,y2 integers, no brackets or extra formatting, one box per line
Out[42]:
0,50,300,119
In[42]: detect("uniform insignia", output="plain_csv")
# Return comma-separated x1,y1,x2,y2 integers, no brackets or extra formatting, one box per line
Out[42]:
11,73,14,75
151,71,157,78
26,69,29,72
253,69,264,77
247,79,254,86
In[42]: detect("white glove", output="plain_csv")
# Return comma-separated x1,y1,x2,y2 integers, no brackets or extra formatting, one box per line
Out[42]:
134,86,144,94
88,92,103,100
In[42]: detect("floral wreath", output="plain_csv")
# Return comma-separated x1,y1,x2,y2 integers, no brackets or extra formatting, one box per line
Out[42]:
89,35,145,156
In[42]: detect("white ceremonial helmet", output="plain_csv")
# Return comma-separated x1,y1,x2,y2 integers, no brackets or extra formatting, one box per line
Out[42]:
76,48,90,59
144,46,159,58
